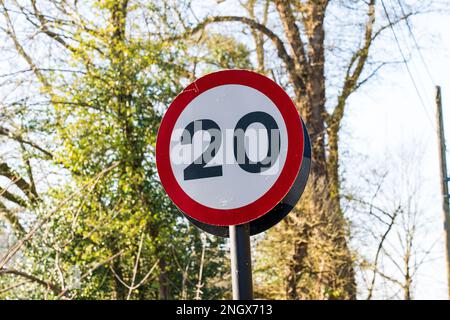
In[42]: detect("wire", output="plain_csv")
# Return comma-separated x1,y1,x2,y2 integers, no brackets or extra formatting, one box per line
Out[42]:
380,0,436,130
390,0,446,151
389,0,434,119
395,0,436,85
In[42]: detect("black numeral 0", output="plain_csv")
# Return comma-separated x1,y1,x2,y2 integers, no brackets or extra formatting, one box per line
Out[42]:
181,112,281,180
234,111,280,173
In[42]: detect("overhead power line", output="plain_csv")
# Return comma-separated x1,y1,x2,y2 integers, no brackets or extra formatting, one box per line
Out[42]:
380,0,435,130
395,0,436,85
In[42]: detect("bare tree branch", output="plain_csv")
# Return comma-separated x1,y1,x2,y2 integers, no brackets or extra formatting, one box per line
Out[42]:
0,162,119,270
0,201,26,235
176,15,307,94
0,268,61,294
0,0,50,88
0,126,53,158
0,162,39,202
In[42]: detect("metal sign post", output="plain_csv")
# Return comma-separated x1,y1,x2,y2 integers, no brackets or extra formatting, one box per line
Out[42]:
230,224,253,300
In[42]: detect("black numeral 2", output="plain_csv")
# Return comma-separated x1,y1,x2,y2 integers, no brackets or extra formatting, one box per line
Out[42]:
182,119,223,181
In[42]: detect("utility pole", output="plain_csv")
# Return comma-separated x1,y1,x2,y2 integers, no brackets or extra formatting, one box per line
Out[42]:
436,85,450,299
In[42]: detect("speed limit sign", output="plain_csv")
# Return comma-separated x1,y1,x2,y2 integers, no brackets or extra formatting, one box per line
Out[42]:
156,70,306,226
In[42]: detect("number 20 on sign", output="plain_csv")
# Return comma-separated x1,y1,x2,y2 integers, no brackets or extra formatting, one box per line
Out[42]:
156,70,306,227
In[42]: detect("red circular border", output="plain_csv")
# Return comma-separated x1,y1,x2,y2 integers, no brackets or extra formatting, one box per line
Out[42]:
156,70,304,226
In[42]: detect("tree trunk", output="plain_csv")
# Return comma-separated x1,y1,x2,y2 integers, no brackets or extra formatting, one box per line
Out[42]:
158,258,170,299
112,253,127,300
275,0,356,299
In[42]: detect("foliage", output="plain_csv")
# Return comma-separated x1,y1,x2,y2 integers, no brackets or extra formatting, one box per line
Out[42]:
0,0,251,299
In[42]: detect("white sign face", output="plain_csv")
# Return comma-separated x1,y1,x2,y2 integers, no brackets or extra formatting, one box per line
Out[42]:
169,84,288,210
156,70,304,226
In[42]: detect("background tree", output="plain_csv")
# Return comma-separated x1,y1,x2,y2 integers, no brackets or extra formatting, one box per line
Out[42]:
0,0,250,299
347,142,438,300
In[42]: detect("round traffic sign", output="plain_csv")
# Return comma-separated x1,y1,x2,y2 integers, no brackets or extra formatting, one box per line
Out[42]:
156,70,304,226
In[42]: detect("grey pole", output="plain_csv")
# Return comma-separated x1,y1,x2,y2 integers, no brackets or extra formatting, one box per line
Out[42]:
436,85,450,299
229,224,253,300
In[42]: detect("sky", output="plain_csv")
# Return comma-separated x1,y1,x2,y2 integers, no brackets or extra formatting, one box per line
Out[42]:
342,9,450,299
